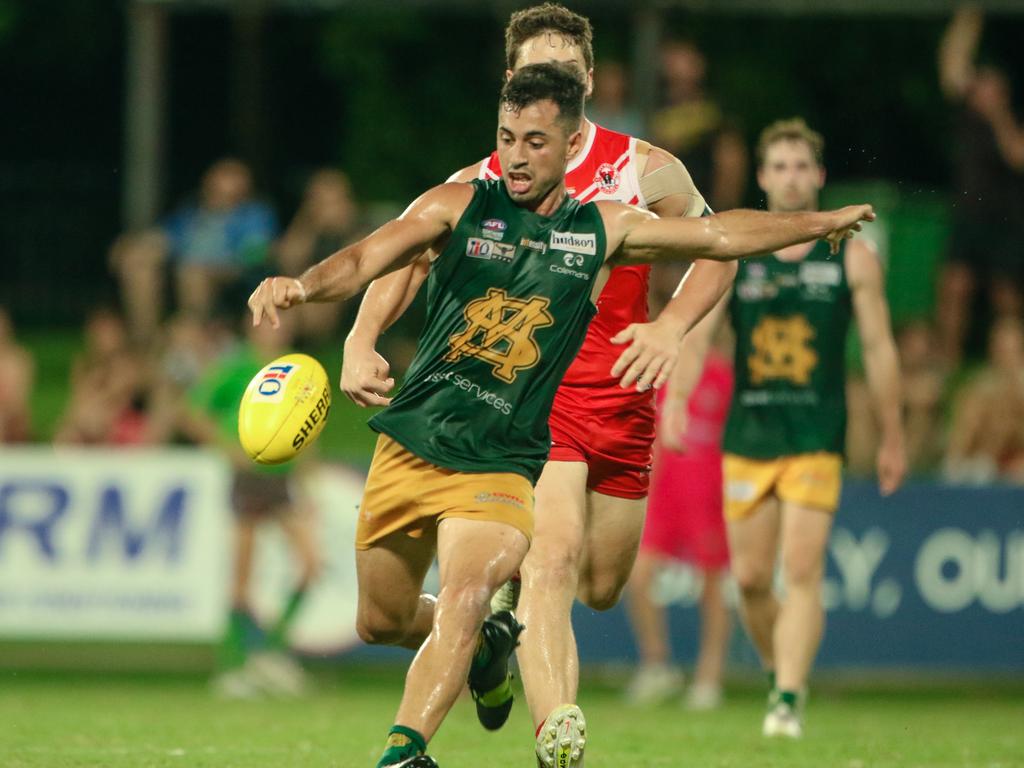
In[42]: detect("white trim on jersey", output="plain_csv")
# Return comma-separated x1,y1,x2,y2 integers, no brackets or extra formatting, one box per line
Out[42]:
566,119,597,175
475,158,499,181
628,136,649,211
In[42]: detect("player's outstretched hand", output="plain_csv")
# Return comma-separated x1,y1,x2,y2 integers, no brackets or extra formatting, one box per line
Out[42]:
248,277,307,328
610,318,685,392
876,435,907,497
824,204,875,255
341,339,395,407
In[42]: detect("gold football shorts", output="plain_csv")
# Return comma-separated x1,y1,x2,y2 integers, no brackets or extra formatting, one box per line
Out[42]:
356,433,535,550
723,452,842,520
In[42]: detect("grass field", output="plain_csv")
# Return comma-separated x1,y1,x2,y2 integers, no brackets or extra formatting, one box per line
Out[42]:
2,665,1022,768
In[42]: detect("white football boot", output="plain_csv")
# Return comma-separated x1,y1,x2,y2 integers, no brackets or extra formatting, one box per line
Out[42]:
624,663,685,706
762,700,803,738
536,703,587,768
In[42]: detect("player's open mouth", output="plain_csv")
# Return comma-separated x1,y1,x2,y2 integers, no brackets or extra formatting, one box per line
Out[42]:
507,172,532,194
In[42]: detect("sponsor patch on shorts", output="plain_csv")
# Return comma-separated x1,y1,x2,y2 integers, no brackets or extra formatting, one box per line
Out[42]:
725,479,758,502
475,491,527,510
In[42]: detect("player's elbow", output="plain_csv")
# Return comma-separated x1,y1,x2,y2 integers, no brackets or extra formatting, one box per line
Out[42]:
702,220,746,262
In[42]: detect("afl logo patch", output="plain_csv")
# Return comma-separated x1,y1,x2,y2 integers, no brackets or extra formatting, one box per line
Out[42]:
594,163,620,194
481,218,507,241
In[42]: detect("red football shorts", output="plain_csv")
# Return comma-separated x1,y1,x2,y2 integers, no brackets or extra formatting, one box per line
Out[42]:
547,400,655,500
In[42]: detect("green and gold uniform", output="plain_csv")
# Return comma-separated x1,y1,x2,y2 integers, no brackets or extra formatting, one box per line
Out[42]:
358,179,606,547
722,240,851,519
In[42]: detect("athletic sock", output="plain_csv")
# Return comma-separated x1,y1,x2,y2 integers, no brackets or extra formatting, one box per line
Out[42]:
767,670,777,693
376,725,427,768
778,690,799,708
267,587,308,650
218,609,253,670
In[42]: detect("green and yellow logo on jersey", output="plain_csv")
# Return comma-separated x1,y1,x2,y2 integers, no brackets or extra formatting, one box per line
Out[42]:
446,288,554,383
748,314,818,386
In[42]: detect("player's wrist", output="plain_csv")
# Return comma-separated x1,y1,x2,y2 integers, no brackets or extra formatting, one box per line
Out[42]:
653,312,690,342
292,277,309,304
344,326,380,352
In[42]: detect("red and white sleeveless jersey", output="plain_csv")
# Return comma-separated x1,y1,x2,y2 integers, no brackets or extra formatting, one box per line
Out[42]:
479,121,653,413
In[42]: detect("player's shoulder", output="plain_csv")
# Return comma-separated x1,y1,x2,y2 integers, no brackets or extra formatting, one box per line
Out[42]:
634,141,685,176
403,180,478,223
842,237,882,284
446,155,498,183
587,120,635,153
593,198,656,227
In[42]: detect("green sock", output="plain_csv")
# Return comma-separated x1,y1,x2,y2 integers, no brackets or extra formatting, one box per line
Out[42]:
268,587,308,650
767,670,777,693
779,690,799,708
376,725,426,768
217,609,252,670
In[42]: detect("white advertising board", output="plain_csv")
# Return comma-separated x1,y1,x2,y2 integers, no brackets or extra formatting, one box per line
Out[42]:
0,447,232,640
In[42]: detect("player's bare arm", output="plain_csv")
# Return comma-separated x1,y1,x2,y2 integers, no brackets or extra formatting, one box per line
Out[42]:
248,183,473,328
339,257,430,407
599,202,875,267
594,201,871,389
340,164,481,407
847,239,907,496
660,293,730,452
611,142,737,390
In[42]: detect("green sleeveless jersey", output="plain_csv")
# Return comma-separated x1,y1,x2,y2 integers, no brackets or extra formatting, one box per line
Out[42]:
369,179,606,483
723,239,852,458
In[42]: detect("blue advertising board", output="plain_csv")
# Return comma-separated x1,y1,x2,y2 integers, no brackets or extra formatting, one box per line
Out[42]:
570,480,1024,670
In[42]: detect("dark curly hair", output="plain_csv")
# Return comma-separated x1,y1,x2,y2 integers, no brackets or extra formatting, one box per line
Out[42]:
499,62,585,135
504,3,594,72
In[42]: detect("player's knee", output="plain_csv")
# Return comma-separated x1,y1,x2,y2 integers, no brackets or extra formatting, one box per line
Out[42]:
579,581,624,612
578,569,629,611
355,608,413,646
526,537,581,581
436,583,492,642
733,564,773,598
782,556,823,590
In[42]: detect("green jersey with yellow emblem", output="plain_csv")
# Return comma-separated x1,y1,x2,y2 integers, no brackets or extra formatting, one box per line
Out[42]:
370,179,606,483
723,239,852,459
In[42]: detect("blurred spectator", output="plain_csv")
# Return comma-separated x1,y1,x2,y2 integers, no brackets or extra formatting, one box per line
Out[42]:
624,265,733,710
848,322,949,476
587,61,645,138
0,307,34,443
276,169,365,342
183,315,321,697
898,322,949,472
54,308,151,445
625,329,734,710
145,313,230,445
650,40,748,210
937,6,1024,366
943,317,1024,485
110,158,278,341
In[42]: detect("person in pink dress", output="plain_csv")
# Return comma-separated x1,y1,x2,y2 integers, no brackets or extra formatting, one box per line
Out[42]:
626,330,734,709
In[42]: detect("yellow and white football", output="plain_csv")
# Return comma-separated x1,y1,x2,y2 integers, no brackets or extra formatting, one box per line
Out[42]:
238,353,332,465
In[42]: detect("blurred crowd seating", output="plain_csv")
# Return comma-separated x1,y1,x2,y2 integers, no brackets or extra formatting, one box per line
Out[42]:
3,16,1023,485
